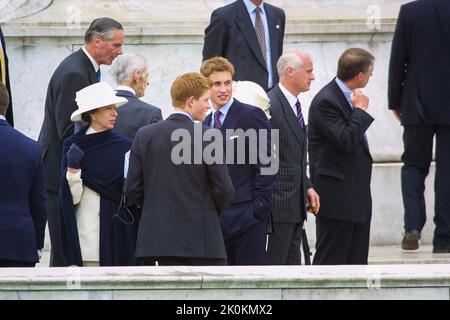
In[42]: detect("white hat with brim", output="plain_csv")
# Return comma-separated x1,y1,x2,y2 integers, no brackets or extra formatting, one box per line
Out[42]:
70,82,128,122
232,80,270,111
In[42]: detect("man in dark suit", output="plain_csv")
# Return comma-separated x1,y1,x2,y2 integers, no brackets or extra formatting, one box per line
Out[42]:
201,57,276,265
0,83,47,267
203,0,285,91
0,25,13,126
267,51,320,265
110,53,162,139
126,72,234,266
38,17,124,266
308,48,375,265
388,0,450,253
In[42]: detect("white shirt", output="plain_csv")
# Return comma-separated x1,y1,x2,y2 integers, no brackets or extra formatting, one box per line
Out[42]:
116,85,136,95
0,115,5,120
82,46,99,73
279,82,301,117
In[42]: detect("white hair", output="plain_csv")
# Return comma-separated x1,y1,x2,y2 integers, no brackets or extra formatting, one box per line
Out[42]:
109,53,148,84
277,51,308,78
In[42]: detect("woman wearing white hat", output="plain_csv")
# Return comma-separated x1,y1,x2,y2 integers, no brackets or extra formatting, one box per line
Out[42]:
59,82,137,267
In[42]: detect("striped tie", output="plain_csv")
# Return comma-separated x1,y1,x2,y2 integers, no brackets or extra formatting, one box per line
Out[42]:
295,99,305,128
254,7,267,66
96,68,101,82
213,110,222,129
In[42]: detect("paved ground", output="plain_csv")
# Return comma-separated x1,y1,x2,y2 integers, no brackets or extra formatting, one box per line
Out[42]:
36,245,450,267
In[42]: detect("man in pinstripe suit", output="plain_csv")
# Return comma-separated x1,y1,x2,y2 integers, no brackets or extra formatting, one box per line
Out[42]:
267,51,320,265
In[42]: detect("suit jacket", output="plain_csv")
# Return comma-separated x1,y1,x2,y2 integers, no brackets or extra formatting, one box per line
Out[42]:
202,0,285,91
388,0,450,125
204,99,276,240
268,85,312,223
308,79,374,224
126,114,234,259
0,26,13,126
0,119,47,262
114,90,163,140
38,49,97,192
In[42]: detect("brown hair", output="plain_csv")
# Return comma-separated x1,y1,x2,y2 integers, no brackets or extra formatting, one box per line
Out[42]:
0,83,10,116
337,48,374,81
200,57,235,78
80,109,98,124
171,72,212,109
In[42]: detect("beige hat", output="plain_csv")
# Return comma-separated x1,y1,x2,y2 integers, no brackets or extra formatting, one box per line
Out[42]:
232,81,271,119
71,82,128,122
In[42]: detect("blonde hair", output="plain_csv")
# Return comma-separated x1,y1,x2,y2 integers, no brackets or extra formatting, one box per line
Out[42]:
171,72,212,108
200,57,235,78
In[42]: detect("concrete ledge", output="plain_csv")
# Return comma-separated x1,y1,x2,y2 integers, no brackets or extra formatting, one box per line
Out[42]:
1,265,449,300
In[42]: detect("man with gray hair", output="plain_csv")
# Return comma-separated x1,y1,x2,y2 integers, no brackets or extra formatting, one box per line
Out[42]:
110,53,162,139
38,17,124,266
267,51,320,265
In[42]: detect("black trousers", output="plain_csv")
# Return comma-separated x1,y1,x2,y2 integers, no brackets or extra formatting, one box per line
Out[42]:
138,257,227,266
47,191,65,266
401,124,450,249
0,260,35,268
313,216,370,265
267,222,302,265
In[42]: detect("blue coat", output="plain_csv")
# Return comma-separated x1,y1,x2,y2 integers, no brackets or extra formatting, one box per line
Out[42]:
204,99,276,240
0,119,47,262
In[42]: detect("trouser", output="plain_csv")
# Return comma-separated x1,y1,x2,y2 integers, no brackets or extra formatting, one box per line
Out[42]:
267,222,303,265
47,191,65,266
401,124,450,248
313,216,370,265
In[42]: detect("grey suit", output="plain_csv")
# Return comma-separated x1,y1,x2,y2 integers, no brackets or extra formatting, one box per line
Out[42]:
114,89,162,139
125,114,234,264
267,84,312,265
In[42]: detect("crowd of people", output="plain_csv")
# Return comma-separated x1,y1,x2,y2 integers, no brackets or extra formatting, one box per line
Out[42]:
1,0,450,268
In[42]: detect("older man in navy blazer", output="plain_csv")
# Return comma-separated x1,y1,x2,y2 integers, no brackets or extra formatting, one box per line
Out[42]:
201,57,276,265
203,0,285,91
388,0,450,253
0,84,47,267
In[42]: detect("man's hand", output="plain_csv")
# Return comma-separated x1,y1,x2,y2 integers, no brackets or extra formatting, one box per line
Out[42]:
306,188,320,215
392,108,401,122
67,143,84,170
350,89,369,111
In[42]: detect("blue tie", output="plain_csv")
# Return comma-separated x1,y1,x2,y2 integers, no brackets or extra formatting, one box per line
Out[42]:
96,68,101,82
295,99,305,128
213,110,222,129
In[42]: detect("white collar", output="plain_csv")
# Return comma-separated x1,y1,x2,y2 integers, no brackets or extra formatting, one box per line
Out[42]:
0,115,6,121
86,126,98,135
82,46,99,72
278,83,300,110
116,85,136,96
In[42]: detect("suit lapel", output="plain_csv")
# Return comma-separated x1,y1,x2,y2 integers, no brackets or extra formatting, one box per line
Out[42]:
0,119,10,127
274,85,305,145
330,80,371,154
234,0,267,70
222,99,243,130
77,49,97,84
265,4,280,68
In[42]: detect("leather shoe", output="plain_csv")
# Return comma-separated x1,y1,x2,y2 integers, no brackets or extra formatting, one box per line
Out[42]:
432,247,450,253
401,230,420,250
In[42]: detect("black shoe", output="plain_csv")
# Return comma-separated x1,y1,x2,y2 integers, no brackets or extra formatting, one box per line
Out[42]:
432,247,450,253
401,230,420,250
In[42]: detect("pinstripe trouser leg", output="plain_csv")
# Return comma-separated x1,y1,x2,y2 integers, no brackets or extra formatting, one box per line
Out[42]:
267,222,302,265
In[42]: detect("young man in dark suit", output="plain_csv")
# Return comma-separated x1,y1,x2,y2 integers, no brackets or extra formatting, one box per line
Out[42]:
388,0,450,253
201,57,276,265
202,0,285,91
308,48,375,265
0,83,47,267
126,72,234,266
38,17,124,266
267,51,320,265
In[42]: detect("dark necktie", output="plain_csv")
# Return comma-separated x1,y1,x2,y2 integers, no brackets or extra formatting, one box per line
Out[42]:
254,7,267,66
96,68,101,82
295,99,305,128
213,110,222,129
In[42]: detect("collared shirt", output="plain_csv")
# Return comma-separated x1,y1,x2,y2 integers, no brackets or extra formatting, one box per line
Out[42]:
82,46,99,73
243,0,273,89
335,77,354,109
116,85,136,96
0,115,5,121
278,82,301,117
210,97,234,128
172,110,193,122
